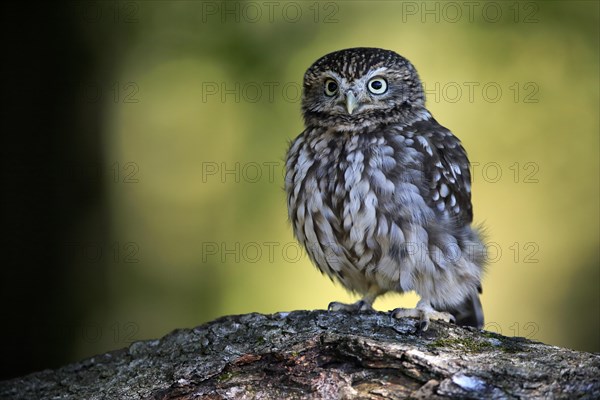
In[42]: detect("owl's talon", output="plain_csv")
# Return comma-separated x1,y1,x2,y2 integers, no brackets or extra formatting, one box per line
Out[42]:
328,300,374,312
391,304,455,331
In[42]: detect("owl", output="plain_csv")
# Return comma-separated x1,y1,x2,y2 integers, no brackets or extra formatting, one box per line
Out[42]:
285,48,486,330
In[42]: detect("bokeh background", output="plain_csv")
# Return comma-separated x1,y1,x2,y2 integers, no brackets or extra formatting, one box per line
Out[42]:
2,1,598,379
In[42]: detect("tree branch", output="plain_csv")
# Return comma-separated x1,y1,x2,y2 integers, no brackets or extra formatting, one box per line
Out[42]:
1,311,598,399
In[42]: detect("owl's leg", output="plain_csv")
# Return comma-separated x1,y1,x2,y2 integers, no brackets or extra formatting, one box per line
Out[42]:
391,299,455,331
328,286,384,312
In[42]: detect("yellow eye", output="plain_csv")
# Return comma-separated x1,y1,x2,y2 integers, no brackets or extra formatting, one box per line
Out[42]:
324,79,338,96
368,77,387,94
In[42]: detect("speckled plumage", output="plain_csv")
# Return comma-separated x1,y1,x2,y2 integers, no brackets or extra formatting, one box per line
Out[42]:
285,48,486,329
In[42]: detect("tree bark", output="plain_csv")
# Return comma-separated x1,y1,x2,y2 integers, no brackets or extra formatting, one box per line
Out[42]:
1,310,598,399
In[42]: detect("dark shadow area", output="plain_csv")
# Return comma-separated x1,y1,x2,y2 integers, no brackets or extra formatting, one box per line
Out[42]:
0,3,109,379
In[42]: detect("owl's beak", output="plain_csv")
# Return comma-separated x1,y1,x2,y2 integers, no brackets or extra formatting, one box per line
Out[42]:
345,91,358,115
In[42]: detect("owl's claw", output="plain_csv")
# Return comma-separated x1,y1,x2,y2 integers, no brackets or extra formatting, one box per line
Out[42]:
328,299,374,312
391,303,455,331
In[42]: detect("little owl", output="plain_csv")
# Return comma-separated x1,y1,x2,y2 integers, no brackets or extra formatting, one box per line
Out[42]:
285,48,486,330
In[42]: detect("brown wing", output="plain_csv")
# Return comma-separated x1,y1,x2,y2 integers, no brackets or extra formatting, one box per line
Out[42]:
407,117,474,225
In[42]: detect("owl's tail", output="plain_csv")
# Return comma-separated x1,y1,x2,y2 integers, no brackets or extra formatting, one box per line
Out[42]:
441,292,484,329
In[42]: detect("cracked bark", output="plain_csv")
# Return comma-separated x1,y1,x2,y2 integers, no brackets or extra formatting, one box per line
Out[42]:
1,311,598,399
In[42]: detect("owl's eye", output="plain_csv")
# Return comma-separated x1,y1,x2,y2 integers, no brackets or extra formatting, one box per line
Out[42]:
367,77,388,95
324,79,338,96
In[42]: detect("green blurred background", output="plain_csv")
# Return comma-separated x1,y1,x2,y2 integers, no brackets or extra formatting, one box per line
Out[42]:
2,1,598,379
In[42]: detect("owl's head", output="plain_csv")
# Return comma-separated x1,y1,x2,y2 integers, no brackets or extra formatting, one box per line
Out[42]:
301,48,425,129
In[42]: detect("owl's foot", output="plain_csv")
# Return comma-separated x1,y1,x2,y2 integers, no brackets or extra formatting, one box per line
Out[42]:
328,286,384,313
391,301,455,331
328,299,374,312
